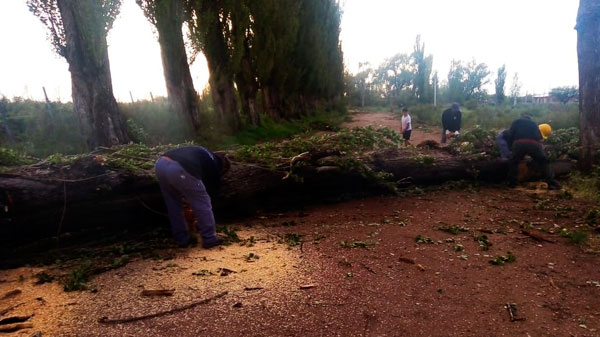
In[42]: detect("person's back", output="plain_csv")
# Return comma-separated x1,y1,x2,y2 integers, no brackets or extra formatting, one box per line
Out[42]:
508,117,542,143
164,146,223,196
506,116,560,190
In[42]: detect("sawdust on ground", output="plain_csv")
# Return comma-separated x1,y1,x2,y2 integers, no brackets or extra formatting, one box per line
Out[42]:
0,228,307,336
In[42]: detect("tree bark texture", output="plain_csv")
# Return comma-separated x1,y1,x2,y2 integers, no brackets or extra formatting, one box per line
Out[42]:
199,1,241,131
154,0,202,137
0,148,573,256
576,0,600,170
234,39,260,125
261,86,283,120
57,0,129,149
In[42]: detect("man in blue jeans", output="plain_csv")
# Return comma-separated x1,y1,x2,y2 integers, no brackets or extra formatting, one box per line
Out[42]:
154,146,230,248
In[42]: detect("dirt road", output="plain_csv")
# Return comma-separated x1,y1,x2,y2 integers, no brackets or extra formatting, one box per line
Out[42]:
343,110,440,144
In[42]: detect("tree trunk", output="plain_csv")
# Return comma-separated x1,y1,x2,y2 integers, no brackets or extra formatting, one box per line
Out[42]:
234,39,260,125
261,86,283,120
57,0,129,149
154,0,201,138
200,1,241,132
208,70,240,131
576,0,600,171
0,148,573,257
360,83,366,108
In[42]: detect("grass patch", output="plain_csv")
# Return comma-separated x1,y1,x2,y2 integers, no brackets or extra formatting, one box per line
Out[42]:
560,229,588,244
62,260,94,291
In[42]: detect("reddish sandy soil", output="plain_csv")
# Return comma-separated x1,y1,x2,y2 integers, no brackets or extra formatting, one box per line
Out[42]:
344,110,440,144
1,112,599,337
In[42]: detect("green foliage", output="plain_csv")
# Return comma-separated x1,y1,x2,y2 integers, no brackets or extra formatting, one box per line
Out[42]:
34,271,54,284
217,226,241,243
0,147,35,166
495,65,507,104
244,252,260,261
284,233,302,246
544,127,580,160
448,125,499,158
549,86,579,104
415,235,434,244
0,98,88,157
564,169,600,202
412,154,436,166
586,209,599,226
340,240,375,248
436,225,469,235
489,252,516,265
475,234,491,251
63,260,94,291
560,229,588,244
446,59,490,103
234,126,400,165
126,119,148,143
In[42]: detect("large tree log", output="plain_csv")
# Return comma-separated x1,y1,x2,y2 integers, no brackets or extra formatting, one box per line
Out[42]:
0,148,572,257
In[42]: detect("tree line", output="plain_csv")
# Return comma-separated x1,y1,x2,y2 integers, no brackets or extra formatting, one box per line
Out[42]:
346,35,581,110
26,0,344,149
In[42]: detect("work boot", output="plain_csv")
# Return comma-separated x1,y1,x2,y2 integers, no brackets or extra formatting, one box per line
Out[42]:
547,180,562,190
202,237,223,249
178,235,198,248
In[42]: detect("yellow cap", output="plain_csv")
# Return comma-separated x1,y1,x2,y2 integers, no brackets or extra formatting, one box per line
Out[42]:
539,124,552,139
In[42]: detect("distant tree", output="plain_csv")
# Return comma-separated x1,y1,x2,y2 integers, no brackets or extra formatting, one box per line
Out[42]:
549,86,579,104
510,73,521,105
137,0,201,137
374,54,413,111
411,35,434,104
27,0,129,148
494,64,507,104
575,0,600,170
355,62,374,107
446,59,490,103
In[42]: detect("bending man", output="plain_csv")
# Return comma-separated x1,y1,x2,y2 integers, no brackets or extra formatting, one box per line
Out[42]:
154,146,230,248
507,117,560,190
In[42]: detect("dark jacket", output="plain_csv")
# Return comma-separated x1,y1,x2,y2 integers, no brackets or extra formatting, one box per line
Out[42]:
164,146,223,196
508,117,542,148
442,108,461,132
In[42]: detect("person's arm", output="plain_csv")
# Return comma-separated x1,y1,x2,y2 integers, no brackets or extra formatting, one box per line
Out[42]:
456,111,462,131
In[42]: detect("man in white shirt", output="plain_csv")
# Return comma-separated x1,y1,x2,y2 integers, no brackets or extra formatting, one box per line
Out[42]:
401,107,412,145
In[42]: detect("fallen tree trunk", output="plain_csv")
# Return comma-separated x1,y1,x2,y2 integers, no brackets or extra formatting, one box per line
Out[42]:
0,147,573,257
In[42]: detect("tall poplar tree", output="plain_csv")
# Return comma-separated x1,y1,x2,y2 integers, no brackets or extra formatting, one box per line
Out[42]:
186,0,241,131
137,0,201,137
495,64,507,104
28,0,129,148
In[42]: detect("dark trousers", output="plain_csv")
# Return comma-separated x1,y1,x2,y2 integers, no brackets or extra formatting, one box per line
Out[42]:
154,157,218,246
509,141,553,184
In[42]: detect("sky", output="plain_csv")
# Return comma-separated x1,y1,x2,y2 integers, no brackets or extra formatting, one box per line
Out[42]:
0,0,580,102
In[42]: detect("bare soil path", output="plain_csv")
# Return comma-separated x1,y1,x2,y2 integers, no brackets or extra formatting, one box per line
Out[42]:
343,110,440,144
1,111,599,337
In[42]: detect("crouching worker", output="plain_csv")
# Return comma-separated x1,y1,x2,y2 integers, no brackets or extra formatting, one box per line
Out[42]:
496,129,511,160
154,146,231,248
507,116,561,190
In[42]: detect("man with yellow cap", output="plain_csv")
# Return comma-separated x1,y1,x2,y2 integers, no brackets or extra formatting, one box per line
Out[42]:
507,115,561,189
